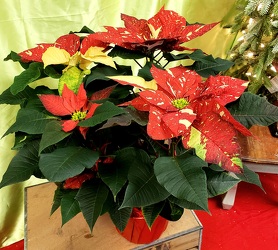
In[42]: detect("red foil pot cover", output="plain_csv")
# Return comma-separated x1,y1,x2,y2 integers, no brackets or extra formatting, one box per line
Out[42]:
117,211,168,244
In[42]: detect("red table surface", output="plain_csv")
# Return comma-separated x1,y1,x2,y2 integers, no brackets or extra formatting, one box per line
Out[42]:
1,172,278,250
196,172,278,250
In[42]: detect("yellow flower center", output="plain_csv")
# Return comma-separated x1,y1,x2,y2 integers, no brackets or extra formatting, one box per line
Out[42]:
71,111,87,121
172,98,189,109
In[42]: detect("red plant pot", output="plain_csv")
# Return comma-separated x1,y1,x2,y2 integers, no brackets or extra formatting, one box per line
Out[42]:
117,210,168,244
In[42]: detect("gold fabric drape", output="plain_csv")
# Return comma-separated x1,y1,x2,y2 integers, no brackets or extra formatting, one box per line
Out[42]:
0,0,235,247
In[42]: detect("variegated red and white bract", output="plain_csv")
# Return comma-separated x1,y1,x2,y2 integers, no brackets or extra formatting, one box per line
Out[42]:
182,112,243,172
89,6,218,53
19,34,80,62
115,65,251,172
19,32,116,71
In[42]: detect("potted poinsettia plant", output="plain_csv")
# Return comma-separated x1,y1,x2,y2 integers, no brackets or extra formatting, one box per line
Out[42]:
1,6,277,244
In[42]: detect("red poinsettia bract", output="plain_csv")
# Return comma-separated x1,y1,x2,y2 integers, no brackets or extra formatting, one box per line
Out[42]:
117,65,252,172
79,34,110,54
39,83,100,139
64,172,95,189
90,7,218,53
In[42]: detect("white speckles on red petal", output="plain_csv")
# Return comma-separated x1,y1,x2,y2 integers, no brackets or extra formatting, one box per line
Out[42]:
25,51,33,56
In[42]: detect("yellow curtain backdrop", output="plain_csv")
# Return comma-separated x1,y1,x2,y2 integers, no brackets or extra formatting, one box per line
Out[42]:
0,0,236,247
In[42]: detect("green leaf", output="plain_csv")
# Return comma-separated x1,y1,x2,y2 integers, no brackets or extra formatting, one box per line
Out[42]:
4,51,22,62
159,200,184,221
44,65,63,79
163,49,217,64
39,147,99,182
85,64,131,83
98,114,133,130
99,158,129,199
190,57,234,77
0,140,41,188
228,92,278,128
109,83,132,100
51,186,64,215
154,153,208,211
108,46,145,59
162,52,190,62
0,86,36,105
236,164,264,190
188,49,218,63
35,85,57,95
39,120,71,154
108,193,132,231
76,26,94,34
209,164,224,172
125,107,148,126
99,107,148,130
60,190,81,226
109,205,132,232
10,62,44,95
11,132,36,150
137,61,153,81
75,180,109,232
25,98,45,111
142,133,169,158
78,101,126,127
120,148,170,208
3,108,56,137
164,49,233,77
205,168,240,197
142,202,164,228
100,191,115,215
4,51,30,69
168,195,205,211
